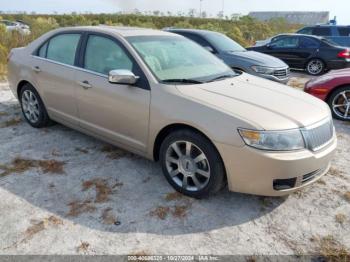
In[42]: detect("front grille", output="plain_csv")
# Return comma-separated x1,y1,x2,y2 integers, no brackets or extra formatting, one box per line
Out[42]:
273,68,290,79
302,119,334,151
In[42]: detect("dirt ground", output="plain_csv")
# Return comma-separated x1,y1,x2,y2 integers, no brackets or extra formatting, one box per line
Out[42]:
0,73,349,257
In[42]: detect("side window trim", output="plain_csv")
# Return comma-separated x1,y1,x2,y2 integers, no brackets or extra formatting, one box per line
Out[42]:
33,31,83,67
79,31,151,90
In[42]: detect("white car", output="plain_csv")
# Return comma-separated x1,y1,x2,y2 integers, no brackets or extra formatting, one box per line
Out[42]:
0,20,31,35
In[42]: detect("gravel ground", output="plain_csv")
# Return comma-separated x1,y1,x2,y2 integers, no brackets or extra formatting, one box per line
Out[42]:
0,74,349,257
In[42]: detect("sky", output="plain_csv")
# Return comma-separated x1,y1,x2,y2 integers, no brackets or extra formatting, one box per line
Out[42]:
1,0,349,24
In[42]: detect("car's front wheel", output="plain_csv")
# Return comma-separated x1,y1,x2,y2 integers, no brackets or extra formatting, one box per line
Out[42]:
306,58,325,75
328,86,350,121
20,84,52,128
159,129,225,199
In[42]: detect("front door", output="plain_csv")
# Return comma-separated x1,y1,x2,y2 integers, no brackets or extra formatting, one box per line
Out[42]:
76,34,151,152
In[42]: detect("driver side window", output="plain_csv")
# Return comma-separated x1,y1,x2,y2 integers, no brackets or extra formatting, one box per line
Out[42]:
84,35,133,75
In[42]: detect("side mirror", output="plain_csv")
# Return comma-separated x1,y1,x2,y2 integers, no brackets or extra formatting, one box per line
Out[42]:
266,44,272,49
108,69,139,85
204,46,215,53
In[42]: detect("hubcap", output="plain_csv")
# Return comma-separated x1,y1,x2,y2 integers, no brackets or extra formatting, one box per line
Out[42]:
165,141,210,192
307,60,323,75
21,90,40,123
332,90,350,120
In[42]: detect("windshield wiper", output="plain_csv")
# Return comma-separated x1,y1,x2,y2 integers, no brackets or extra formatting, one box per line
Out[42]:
207,74,236,82
160,78,203,84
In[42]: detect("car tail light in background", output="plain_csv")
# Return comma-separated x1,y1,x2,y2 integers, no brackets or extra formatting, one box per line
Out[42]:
337,49,350,59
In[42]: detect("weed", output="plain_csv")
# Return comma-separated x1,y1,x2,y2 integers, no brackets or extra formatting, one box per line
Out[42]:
76,241,90,253
67,200,96,217
335,213,346,224
149,206,171,220
100,144,131,159
82,178,112,203
0,117,21,128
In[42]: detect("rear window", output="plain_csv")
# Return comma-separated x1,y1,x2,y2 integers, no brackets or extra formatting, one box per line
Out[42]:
300,37,320,48
338,27,350,36
312,27,332,36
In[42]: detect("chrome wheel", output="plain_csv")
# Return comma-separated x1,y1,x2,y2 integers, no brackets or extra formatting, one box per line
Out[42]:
21,90,40,123
307,59,324,75
165,141,210,192
332,90,350,120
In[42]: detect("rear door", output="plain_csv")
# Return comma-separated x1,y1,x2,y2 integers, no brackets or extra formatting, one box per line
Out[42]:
31,32,82,124
75,33,151,152
264,36,301,68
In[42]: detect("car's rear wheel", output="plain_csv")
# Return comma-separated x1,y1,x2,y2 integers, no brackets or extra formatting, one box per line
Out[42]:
159,129,225,199
20,84,51,128
327,86,350,121
306,59,325,75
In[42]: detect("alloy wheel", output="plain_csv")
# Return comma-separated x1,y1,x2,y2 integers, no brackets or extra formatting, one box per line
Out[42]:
21,90,40,123
307,59,324,75
332,90,350,120
165,141,211,192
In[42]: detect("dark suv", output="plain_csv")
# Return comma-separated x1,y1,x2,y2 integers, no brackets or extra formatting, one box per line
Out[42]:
297,25,350,47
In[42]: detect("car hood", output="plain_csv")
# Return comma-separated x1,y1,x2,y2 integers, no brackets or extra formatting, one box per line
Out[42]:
221,50,287,68
176,73,331,130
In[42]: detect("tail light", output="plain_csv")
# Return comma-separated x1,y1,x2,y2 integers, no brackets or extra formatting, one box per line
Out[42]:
338,49,350,59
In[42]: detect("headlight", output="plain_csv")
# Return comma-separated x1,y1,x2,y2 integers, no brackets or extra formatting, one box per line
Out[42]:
238,128,305,151
251,65,275,75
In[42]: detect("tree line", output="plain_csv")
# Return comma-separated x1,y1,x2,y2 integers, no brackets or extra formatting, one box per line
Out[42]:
0,13,302,79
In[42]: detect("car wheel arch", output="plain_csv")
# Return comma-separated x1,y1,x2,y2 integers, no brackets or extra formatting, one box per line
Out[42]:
325,84,350,103
152,123,221,162
17,80,34,98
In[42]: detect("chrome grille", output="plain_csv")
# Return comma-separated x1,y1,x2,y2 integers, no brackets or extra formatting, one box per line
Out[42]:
302,119,334,151
273,68,290,79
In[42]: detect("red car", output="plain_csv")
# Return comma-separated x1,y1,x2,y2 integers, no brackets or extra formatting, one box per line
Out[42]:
304,68,350,121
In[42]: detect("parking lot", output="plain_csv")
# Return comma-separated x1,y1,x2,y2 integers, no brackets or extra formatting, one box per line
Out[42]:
0,73,349,256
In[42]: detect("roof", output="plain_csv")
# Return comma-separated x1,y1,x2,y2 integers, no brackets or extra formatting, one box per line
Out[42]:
53,26,176,37
165,28,220,36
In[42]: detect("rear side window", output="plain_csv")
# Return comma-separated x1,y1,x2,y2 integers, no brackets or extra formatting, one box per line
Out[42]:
46,34,81,65
312,27,331,36
300,37,320,48
38,42,48,58
338,27,350,36
84,35,133,75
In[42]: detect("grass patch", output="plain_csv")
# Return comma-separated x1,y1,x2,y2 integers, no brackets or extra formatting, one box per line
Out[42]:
0,117,21,128
100,144,132,159
0,157,65,177
0,111,9,117
24,216,63,242
67,200,96,217
82,178,113,203
150,206,171,220
311,235,350,261
172,205,189,219
328,167,345,179
344,192,350,203
76,241,90,253
165,192,184,202
335,213,347,224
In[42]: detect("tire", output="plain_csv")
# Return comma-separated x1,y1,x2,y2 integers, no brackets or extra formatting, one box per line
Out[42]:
19,83,52,128
159,129,226,199
306,58,325,75
327,86,350,121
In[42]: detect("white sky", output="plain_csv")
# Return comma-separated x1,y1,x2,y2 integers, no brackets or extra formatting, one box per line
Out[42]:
1,0,349,24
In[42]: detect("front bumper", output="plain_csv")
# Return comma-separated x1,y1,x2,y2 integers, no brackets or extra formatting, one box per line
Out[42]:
215,135,337,196
260,73,290,84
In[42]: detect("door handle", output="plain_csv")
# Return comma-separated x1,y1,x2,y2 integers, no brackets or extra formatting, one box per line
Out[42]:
32,66,41,73
77,80,92,89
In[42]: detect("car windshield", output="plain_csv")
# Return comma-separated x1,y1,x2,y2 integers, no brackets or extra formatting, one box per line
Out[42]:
127,35,237,84
205,32,246,52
